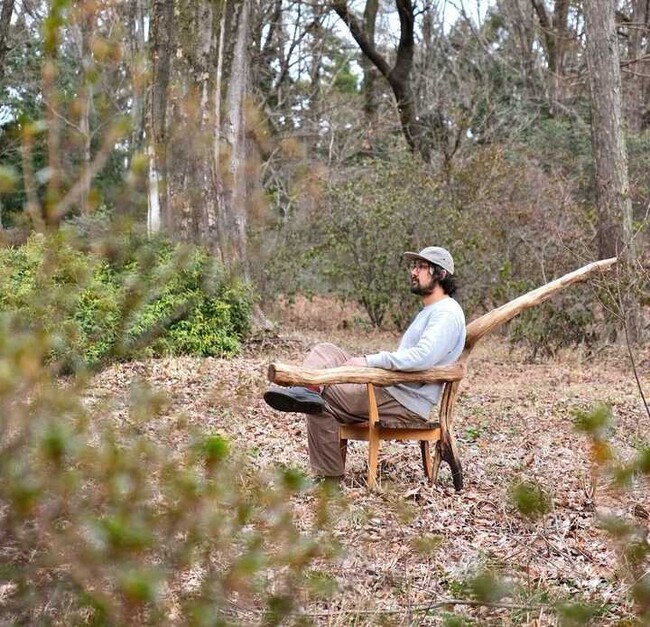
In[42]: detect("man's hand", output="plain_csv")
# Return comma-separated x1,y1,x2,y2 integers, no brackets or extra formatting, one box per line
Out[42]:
344,356,368,367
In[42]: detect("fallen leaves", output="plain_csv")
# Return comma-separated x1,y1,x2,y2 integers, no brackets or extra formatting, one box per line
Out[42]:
83,331,650,624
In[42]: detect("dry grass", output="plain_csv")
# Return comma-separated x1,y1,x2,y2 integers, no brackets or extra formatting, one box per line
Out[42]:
84,298,650,625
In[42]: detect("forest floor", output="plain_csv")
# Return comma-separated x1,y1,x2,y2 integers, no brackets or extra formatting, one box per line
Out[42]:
92,297,650,625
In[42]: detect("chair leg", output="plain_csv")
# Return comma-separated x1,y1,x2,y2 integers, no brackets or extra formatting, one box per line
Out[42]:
437,380,464,491
420,440,433,485
366,383,380,490
431,441,442,484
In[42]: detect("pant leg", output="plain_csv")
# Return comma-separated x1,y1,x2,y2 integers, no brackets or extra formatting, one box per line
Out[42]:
303,343,355,477
303,343,426,477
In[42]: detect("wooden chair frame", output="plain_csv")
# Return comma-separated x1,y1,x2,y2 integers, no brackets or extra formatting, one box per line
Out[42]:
268,258,617,490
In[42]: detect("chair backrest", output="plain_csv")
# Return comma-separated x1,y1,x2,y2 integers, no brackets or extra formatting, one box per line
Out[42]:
461,257,617,361
432,256,618,477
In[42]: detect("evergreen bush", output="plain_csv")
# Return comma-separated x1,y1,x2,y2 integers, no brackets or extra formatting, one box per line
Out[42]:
0,229,252,369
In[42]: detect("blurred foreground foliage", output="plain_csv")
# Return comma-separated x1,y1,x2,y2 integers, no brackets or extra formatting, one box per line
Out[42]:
442,403,650,625
0,226,340,623
0,223,252,370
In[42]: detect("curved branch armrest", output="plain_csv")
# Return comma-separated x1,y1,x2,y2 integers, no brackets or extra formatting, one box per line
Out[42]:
268,362,466,387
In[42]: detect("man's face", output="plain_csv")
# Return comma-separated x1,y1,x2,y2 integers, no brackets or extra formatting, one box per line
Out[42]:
409,260,436,295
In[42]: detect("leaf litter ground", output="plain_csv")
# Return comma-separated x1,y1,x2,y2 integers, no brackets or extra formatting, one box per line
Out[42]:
89,299,649,625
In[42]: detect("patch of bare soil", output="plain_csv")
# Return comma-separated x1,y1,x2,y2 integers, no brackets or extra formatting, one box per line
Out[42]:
89,326,650,625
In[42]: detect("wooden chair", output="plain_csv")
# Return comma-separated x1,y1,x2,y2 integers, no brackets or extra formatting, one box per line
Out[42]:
268,258,617,490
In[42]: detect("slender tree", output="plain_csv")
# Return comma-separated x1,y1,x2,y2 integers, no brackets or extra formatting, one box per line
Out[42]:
147,0,174,234
530,0,572,111
621,0,649,133
584,0,639,341
0,0,15,82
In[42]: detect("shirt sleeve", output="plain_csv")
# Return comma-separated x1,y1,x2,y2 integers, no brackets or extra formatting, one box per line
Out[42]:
365,310,460,371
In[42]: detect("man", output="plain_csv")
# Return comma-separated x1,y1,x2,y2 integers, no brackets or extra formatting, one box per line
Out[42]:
264,246,466,480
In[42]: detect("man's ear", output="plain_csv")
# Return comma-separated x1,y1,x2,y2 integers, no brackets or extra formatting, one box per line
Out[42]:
439,269,447,280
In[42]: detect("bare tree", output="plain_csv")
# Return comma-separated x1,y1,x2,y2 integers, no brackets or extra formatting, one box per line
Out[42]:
620,0,650,133
530,0,572,110
584,0,639,340
331,0,433,160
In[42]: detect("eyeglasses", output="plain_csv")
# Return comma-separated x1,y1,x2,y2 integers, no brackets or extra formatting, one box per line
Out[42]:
408,260,431,272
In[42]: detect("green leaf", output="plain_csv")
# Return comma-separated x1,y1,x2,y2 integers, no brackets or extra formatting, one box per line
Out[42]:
0,166,19,193
195,434,230,466
572,404,612,436
510,479,551,520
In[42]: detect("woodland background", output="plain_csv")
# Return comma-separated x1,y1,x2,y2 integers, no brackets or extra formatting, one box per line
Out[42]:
0,0,649,624
1,0,648,340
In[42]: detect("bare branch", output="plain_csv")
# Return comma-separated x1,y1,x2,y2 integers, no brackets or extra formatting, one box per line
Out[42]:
330,0,391,78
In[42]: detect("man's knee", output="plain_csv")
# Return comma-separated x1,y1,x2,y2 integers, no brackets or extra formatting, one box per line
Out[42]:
312,342,341,353
304,342,349,368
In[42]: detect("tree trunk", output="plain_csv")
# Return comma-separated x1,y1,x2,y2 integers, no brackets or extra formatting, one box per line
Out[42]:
530,0,570,112
0,0,15,82
147,0,174,234
78,6,93,216
127,0,147,164
43,2,63,229
220,0,253,277
584,0,639,341
584,1,634,259
332,0,431,161
624,0,649,133
167,0,217,244
213,0,228,260
361,0,379,128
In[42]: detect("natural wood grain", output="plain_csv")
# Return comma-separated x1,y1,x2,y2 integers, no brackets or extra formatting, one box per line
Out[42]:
367,384,380,489
432,379,462,490
339,424,442,441
268,362,466,386
421,441,433,483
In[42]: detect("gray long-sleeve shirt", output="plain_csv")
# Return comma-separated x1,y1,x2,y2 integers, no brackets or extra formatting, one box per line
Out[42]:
365,297,466,418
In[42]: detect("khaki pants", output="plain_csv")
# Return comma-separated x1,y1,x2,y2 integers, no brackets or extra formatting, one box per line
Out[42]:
304,342,426,477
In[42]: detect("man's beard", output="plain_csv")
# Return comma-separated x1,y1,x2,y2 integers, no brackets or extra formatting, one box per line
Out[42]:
410,277,436,295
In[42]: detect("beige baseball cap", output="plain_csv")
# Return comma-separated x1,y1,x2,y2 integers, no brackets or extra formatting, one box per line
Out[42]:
403,246,455,274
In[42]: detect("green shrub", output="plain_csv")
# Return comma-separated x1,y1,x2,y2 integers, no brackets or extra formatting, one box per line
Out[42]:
0,230,252,369
509,479,551,520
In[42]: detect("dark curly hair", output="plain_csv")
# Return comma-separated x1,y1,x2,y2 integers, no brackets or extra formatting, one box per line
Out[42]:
431,263,458,297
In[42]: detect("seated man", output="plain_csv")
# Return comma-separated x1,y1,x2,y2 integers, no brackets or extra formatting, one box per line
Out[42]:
264,246,466,480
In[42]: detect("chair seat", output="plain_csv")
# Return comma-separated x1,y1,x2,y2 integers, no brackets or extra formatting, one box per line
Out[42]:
342,419,439,430
340,422,441,442
378,418,439,430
